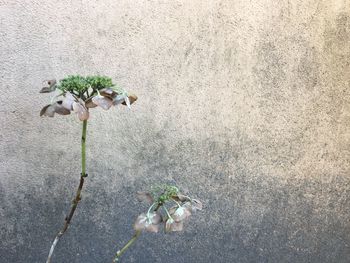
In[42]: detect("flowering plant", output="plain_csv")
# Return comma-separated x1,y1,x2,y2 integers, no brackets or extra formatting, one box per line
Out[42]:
40,75,137,263
112,185,202,262
40,76,202,262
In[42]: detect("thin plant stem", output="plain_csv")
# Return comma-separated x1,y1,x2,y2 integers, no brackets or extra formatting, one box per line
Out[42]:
46,120,88,263
112,231,142,263
81,120,87,176
111,204,161,262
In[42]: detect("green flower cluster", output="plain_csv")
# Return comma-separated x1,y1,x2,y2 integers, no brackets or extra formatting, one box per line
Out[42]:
151,184,179,204
56,75,115,95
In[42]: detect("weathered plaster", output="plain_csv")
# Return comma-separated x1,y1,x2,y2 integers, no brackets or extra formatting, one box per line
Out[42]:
0,0,349,262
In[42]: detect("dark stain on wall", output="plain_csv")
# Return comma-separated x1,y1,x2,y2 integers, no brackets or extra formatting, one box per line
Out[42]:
1,131,349,262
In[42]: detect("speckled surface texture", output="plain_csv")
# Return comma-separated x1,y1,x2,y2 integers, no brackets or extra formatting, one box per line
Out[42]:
0,1,350,262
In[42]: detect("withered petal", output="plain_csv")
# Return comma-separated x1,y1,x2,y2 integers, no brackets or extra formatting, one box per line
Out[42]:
136,192,154,204
151,212,162,224
85,97,97,108
183,199,203,213
145,223,159,233
134,214,147,231
92,95,113,110
112,95,125,106
171,221,184,232
100,88,118,99
133,212,161,232
61,92,76,110
54,101,71,115
122,94,137,106
175,194,192,202
73,102,89,121
40,79,57,93
171,206,191,222
165,219,184,232
39,86,55,93
62,98,73,110
168,206,177,215
40,104,55,117
192,199,203,211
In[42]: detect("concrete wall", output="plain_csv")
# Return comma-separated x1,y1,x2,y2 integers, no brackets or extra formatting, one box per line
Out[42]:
0,0,349,262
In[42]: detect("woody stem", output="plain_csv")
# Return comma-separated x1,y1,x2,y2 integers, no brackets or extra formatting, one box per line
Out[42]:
46,120,88,263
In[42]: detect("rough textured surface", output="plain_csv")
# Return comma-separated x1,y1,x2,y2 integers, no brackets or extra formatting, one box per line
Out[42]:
0,1,350,262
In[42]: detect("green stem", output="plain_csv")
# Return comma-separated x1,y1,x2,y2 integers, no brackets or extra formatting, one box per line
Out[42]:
112,231,142,262
81,120,87,176
46,120,88,263
111,204,161,262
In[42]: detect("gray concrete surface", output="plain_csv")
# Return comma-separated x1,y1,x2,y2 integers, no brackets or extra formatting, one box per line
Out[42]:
0,0,350,262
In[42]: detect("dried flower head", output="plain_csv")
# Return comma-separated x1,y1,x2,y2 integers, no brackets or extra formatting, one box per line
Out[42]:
112,187,203,262
39,75,137,121
134,184,202,234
